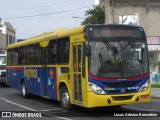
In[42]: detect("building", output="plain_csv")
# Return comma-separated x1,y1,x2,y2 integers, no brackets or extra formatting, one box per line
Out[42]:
102,0,160,82
0,19,16,51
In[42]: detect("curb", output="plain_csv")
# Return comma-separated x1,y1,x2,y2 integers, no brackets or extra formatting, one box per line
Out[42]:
151,96,160,100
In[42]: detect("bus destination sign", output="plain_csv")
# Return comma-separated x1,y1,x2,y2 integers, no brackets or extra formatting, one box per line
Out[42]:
91,28,142,38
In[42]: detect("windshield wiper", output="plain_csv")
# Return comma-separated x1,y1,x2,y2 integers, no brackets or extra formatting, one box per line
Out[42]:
103,40,118,56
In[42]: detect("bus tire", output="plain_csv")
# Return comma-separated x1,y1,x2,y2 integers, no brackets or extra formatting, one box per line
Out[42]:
60,86,72,110
21,81,29,98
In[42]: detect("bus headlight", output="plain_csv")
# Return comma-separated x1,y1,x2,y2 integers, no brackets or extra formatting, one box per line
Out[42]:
88,82,106,94
139,80,150,92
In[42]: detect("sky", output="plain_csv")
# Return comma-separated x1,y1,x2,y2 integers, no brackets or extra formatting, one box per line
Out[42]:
0,0,94,39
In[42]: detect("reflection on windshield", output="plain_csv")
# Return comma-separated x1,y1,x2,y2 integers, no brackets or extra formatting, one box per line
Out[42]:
89,41,148,78
0,56,6,65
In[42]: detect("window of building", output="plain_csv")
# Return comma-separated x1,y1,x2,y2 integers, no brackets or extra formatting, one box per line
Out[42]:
13,37,15,43
9,35,12,44
6,34,8,46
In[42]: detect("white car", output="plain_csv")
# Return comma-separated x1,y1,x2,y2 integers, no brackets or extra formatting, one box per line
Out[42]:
0,53,6,84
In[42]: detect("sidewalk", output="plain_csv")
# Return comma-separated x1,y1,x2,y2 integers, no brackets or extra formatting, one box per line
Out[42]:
151,88,160,99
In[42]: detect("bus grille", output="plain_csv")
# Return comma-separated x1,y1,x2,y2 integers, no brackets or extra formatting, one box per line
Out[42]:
112,95,133,101
103,80,141,88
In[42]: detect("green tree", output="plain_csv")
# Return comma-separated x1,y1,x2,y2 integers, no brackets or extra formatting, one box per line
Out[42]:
81,5,105,25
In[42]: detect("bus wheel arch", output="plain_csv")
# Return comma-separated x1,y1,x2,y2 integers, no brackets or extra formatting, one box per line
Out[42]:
59,82,72,110
20,79,29,98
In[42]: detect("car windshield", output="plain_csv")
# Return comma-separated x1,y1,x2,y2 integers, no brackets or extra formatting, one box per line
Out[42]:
0,56,6,65
89,41,148,78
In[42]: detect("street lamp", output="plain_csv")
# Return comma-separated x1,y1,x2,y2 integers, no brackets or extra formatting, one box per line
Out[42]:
72,17,85,20
72,17,85,26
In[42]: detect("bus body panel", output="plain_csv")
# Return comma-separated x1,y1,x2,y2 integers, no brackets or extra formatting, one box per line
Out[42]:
6,24,150,109
7,67,22,90
88,74,150,94
7,66,58,100
84,74,150,108
45,67,57,99
85,88,150,108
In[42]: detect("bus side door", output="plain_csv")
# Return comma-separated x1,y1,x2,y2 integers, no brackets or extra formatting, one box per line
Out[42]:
41,47,49,97
72,43,83,103
40,41,56,99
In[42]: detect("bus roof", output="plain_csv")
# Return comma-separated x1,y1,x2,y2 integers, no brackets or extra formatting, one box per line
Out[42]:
7,24,146,49
7,26,84,49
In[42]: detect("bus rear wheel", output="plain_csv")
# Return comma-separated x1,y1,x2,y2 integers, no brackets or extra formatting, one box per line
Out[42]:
60,86,72,110
21,82,29,98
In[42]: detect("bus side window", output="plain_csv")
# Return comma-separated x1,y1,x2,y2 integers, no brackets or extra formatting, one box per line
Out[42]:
12,48,18,66
78,45,82,72
57,37,70,64
35,43,40,65
26,46,29,65
18,46,25,65
26,45,35,65
30,45,35,65
49,40,57,64
7,49,13,66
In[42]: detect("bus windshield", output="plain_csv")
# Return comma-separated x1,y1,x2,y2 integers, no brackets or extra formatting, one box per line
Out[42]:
89,41,148,78
0,56,6,65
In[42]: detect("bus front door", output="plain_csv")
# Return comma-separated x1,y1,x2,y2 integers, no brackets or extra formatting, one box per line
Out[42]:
72,43,83,103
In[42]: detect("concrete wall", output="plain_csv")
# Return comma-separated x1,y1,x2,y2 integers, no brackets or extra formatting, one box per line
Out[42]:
0,21,16,50
104,0,160,36
0,32,6,50
103,0,160,81
149,51,160,83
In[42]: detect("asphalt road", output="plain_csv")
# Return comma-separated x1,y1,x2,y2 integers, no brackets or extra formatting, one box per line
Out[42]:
0,84,160,120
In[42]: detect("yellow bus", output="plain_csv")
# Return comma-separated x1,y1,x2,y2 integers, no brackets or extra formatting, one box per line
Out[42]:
7,24,150,110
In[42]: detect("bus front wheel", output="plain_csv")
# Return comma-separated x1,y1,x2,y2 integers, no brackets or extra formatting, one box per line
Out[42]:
21,82,29,98
60,86,72,110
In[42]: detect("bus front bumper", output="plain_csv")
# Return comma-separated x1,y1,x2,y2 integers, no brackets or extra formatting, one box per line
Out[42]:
86,88,151,108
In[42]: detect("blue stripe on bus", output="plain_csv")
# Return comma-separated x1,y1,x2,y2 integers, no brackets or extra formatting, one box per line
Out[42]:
7,66,58,100
88,75,150,94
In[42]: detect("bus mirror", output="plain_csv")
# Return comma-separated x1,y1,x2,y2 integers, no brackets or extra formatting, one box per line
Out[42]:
85,45,91,56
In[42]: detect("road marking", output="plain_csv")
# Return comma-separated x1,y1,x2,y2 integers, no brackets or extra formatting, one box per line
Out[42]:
123,106,156,111
1,98,72,120
38,108,64,111
1,98,36,111
39,112,72,120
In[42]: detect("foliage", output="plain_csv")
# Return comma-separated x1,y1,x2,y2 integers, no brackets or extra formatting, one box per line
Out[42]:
81,5,105,25
153,61,160,68
151,84,160,88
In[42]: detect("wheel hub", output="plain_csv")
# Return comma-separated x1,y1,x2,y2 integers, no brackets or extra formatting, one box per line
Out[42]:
62,91,69,107
22,84,26,96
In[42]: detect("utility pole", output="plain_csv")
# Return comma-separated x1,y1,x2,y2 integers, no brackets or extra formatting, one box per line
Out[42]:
111,0,115,24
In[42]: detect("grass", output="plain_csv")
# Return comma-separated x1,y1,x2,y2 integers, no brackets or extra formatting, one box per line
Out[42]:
151,84,160,88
